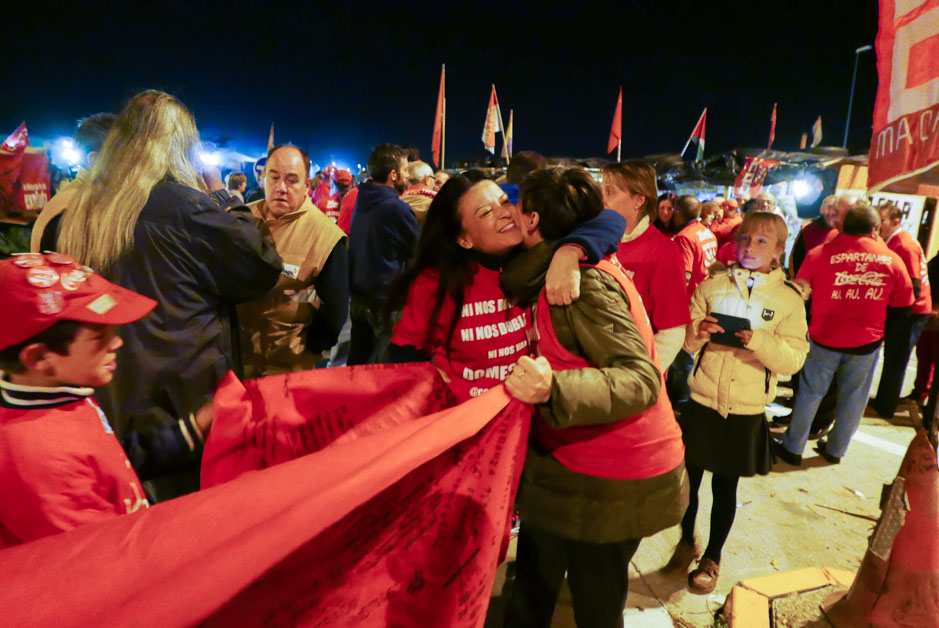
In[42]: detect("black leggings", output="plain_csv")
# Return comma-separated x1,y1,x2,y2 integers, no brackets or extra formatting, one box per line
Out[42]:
680,463,739,564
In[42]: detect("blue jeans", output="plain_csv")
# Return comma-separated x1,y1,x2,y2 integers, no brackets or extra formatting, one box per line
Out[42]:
783,340,878,458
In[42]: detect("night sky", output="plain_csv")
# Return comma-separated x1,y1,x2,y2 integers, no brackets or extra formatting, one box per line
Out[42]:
3,1,879,168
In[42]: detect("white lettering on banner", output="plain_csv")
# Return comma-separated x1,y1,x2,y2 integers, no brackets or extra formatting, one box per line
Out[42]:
460,298,510,318
833,271,889,287
462,362,517,382
829,252,894,265
461,328,474,342
474,312,527,340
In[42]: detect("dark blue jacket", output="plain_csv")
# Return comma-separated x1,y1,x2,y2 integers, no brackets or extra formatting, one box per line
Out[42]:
349,182,419,306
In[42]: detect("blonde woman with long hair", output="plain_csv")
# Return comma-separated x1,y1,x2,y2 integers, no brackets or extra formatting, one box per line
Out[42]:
54,90,282,500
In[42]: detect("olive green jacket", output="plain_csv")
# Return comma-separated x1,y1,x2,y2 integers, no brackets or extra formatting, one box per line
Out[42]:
501,243,688,542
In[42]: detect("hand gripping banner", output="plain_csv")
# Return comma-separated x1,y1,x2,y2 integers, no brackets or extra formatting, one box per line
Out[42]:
0,364,530,627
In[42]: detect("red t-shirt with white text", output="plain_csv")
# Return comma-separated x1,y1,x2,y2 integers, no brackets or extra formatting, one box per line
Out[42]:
615,227,690,332
316,193,341,224
797,235,914,348
674,219,718,297
887,229,932,315
392,264,530,401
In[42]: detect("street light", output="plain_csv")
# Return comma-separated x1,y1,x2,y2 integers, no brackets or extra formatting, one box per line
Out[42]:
843,44,874,149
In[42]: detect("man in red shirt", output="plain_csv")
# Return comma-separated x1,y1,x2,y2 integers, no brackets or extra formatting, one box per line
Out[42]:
870,202,932,417
667,195,717,408
709,198,742,248
778,203,914,465
673,195,718,298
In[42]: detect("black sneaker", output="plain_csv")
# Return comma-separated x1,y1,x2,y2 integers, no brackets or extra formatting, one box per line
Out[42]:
772,438,802,466
814,439,842,464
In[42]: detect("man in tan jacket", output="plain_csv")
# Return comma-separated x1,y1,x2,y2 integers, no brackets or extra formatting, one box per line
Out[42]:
238,145,348,377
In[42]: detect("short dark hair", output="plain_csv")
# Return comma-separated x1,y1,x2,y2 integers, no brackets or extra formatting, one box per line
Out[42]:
675,195,701,222
227,172,246,190
268,145,311,178
0,320,85,374
506,151,547,184
843,202,880,236
404,145,421,161
519,167,603,241
462,168,492,183
368,143,407,183
878,201,903,223
74,113,117,154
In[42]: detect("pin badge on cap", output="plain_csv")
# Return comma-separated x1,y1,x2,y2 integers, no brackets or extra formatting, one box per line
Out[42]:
13,254,44,268
60,269,89,291
47,253,75,265
26,266,60,288
36,291,65,315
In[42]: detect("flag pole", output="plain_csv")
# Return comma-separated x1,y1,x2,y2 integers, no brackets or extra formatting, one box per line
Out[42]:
617,139,621,163
442,94,446,169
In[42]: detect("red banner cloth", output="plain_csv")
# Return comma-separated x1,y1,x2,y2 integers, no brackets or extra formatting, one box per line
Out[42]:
15,150,51,212
0,364,529,627
733,156,780,200
0,122,28,211
869,0,939,192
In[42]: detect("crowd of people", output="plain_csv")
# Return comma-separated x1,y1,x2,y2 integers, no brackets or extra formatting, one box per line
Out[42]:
1,89,934,627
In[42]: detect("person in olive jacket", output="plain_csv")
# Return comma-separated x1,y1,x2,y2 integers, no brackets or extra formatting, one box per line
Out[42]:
500,167,688,628
54,91,282,501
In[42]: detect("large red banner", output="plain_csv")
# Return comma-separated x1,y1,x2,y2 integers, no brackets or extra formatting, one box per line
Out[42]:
0,364,530,627
869,0,939,192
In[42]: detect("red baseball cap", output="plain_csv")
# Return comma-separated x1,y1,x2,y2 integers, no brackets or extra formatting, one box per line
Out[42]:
0,253,157,350
333,169,353,185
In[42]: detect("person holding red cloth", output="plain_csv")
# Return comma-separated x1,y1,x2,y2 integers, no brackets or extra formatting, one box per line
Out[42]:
601,162,689,370
0,253,156,548
500,167,687,627
778,203,914,465
870,202,933,417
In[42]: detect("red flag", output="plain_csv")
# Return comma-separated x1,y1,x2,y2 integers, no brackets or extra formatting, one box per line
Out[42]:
1,122,29,153
482,85,504,154
682,108,707,161
768,103,777,148
870,0,939,192
734,157,781,199
607,87,622,154
432,65,445,168
0,365,529,628
0,122,29,212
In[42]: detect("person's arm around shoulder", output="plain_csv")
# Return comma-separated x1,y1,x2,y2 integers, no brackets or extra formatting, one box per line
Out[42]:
744,289,809,376
538,269,660,428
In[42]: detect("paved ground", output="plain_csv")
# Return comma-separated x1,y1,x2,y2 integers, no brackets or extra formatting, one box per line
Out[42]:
485,356,926,627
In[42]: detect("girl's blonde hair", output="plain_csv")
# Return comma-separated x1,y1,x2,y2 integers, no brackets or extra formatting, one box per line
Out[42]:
737,211,787,249
57,90,204,271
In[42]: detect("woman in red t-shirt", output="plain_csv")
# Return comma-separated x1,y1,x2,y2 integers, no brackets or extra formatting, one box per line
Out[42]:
388,176,560,403
601,162,690,370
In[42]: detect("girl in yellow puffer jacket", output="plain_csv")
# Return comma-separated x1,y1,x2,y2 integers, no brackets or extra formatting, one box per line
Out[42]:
665,211,809,595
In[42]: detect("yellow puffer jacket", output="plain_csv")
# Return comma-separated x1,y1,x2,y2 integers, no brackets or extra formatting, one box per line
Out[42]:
684,265,809,417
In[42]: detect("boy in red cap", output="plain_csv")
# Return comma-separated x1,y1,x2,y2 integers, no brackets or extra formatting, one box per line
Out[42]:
0,253,157,548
